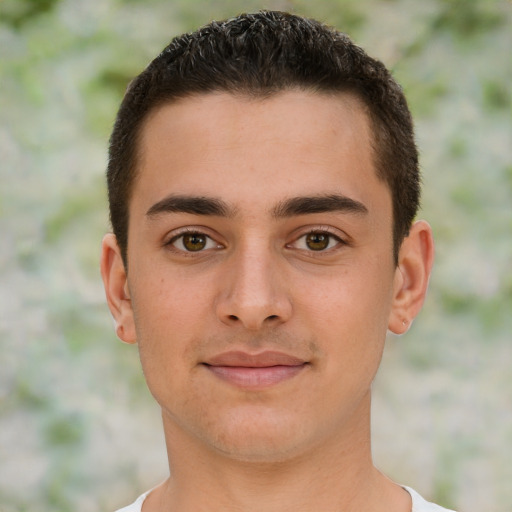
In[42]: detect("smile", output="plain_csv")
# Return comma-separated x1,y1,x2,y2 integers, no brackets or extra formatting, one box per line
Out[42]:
203,351,309,389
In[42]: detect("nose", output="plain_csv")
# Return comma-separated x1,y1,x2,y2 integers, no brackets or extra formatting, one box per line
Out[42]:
215,244,293,331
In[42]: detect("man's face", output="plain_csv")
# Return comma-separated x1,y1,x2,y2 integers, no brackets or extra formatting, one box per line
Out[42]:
118,91,402,461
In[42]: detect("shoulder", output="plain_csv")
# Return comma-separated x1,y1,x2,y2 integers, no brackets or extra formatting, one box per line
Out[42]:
114,491,150,512
404,486,457,512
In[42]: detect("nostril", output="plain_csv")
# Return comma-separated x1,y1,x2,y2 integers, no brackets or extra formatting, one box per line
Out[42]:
267,315,278,321
228,315,239,321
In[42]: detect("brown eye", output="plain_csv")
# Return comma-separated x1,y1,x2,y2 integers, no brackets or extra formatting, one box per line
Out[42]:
182,233,207,251
287,229,344,253
169,231,220,253
305,232,331,251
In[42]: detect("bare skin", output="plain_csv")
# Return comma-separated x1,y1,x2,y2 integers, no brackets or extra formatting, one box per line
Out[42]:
101,91,434,512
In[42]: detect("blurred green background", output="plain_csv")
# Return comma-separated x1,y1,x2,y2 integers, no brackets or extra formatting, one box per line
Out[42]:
0,0,511,510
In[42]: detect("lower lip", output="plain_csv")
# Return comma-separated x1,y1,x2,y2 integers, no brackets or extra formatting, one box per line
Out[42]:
204,364,306,388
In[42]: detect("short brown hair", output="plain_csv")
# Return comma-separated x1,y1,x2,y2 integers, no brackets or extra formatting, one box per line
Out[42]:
107,10,420,266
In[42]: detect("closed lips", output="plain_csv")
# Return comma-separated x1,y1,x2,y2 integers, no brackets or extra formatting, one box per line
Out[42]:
203,351,309,388
204,350,308,367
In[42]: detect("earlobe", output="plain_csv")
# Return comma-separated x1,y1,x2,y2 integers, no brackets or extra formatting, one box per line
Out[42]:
100,233,137,344
388,220,434,335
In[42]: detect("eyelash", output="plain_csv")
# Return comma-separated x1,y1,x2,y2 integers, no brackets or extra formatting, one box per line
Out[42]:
165,228,223,254
164,227,348,255
287,228,347,254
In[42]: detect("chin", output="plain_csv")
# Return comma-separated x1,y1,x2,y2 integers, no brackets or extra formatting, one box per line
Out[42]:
202,413,313,464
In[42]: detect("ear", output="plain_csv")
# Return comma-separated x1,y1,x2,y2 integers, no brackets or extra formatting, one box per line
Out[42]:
388,220,434,335
100,233,137,344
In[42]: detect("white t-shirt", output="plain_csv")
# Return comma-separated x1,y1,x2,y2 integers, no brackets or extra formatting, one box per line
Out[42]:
115,486,456,511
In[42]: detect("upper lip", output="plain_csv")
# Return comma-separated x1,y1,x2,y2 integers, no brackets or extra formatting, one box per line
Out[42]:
204,351,307,367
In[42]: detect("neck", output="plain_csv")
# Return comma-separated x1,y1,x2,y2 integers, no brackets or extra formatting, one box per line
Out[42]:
145,392,410,512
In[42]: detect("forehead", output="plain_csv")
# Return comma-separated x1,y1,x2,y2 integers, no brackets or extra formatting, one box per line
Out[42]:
133,90,389,217
140,90,371,155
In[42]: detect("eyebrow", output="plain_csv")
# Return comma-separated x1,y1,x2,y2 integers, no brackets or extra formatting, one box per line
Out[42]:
146,195,234,218
271,194,368,218
145,193,368,220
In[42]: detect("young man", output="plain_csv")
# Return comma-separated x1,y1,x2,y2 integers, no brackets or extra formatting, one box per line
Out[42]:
101,11,454,512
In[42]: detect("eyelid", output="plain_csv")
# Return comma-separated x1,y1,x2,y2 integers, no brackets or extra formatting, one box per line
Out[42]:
164,226,224,252
286,226,349,252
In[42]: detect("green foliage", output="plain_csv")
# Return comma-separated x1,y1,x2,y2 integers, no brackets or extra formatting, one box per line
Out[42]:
402,76,450,117
288,0,366,35
44,413,86,447
448,136,468,158
0,0,60,29
504,165,512,190
13,377,50,410
432,440,465,510
2,1,511,511
439,289,476,314
44,176,106,245
93,69,134,97
433,0,505,38
482,79,511,111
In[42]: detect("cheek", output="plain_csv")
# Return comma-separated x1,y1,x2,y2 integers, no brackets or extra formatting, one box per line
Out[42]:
131,263,212,333
128,271,212,385
296,262,394,364
299,264,393,325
